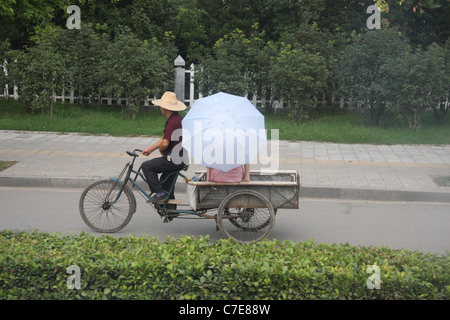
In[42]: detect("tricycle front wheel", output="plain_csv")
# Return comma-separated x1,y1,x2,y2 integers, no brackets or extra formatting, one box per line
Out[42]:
79,180,135,233
217,189,275,244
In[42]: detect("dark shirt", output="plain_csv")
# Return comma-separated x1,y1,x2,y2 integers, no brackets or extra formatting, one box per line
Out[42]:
162,112,183,155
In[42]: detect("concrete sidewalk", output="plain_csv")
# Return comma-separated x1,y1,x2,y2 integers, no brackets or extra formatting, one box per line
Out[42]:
1,130,450,202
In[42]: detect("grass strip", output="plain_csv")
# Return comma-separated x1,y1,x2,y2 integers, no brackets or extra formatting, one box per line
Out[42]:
1,99,449,145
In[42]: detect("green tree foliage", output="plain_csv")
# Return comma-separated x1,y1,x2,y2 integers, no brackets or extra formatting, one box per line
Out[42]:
197,25,270,97
3,21,176,120
265,0,327,36
0,40,11,94
50,25,110,105
433,40,450,125
338,26,448,131
336,28,410,126
193,0,266,46
1,0,448,126
100,27,176,120
127,0,177,41
7,42,66,118
280,23,345,114
381,43,449,131
0,0,67,49
269,44,329,122
171,6,209,62
374,0,449,46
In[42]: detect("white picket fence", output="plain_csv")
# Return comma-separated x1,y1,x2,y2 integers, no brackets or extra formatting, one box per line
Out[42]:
174,55,286,109
1,56,286,109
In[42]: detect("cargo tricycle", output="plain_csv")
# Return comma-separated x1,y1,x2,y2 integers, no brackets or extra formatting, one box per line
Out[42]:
79,149,300,243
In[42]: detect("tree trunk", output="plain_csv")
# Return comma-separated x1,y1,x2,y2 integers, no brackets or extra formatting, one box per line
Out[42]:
369,101,385,127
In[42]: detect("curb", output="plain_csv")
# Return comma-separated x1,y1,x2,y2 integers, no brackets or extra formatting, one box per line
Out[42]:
299,186,450,203
1,176,449,203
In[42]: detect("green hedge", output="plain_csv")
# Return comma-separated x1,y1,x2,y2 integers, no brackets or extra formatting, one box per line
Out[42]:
0,231,448,300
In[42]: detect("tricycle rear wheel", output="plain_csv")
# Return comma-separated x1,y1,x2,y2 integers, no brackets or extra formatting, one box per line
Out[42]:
217,189,275,244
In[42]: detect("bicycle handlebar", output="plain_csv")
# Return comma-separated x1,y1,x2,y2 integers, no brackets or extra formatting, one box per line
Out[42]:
126,149,142,157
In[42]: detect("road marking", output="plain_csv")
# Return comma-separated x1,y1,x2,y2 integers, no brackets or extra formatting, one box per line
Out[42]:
1,149,448,168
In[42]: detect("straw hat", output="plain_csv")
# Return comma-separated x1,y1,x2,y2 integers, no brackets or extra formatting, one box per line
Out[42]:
152,91,186,111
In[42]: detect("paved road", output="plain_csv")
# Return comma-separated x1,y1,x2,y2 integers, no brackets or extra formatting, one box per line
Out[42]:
1,131,449,255
1,130,450,202
1,186,448,255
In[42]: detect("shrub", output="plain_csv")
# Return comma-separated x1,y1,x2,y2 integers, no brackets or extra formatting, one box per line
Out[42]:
0,231,448,300
381,42,449,132
197,25,270,97
99,27,175,121
336,29,409,127
269,44,328,122
7,42,66,118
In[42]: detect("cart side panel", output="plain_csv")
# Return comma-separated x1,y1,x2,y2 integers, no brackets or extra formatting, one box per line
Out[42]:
196,171,300,210
196,185,232,210
249,170,298,182
224,193,267,208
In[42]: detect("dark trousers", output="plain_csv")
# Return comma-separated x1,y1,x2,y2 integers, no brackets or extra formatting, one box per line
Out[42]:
140,155,186,196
